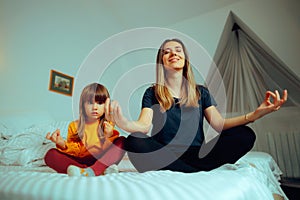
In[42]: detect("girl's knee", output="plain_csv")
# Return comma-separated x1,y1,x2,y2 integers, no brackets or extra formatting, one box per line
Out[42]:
45,148,58,157
113,136,126,148
44,148,59,164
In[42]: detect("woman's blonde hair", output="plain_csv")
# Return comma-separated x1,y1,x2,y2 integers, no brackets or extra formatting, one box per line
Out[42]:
155,38,200,111
72,83,110,141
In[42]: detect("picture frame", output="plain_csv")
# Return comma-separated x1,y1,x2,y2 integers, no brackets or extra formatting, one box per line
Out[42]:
49,69,74,96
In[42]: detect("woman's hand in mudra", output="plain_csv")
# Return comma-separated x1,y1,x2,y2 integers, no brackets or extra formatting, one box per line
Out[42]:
254,89,288,120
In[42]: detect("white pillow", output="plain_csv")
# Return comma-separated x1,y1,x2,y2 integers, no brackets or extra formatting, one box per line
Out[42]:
0,132,55,166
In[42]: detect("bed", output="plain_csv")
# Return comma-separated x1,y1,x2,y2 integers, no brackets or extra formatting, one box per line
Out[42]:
0,120,288,200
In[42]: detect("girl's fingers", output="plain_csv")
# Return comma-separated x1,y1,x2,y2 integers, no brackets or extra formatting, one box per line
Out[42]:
104,120,114,127
45,132,51,139
46,129,60,142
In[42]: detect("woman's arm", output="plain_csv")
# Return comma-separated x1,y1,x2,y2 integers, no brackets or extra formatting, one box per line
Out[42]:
205,90,288,132
204,106,252,132
105,98,153,134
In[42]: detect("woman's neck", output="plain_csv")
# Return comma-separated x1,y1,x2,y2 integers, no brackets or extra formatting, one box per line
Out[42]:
165,70,183,98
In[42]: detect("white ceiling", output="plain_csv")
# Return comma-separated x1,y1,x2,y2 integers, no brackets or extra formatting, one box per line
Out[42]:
101,0,241,27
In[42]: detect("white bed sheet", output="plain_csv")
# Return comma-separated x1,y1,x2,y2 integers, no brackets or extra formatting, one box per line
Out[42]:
237,151,286,197
0,164,275,200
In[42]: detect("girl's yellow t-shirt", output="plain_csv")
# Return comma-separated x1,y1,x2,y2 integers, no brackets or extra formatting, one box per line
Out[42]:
57,120,119,157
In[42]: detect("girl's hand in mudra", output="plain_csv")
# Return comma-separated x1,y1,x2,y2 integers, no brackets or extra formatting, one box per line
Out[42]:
103,120,114,138
45,129,66,149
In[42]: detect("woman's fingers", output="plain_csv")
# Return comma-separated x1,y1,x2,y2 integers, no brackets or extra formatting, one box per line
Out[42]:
116,104,123,118
106,100,119,124
282,89,288,102
104,98,111,120
265,91,276,105
275,90,280,102
275,89,288,106
272,90,281,109
110,100,119,116
105,98,120,123
268,89,288,111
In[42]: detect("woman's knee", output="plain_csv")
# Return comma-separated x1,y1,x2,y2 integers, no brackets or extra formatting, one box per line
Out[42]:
243,126,256,144
223,125,256,148
237,126,256,149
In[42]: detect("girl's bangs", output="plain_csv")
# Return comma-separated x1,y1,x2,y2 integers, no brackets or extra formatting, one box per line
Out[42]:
86,92,107,104
95,94,107,104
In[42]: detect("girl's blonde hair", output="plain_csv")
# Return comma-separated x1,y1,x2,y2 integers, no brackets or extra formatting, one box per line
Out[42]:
71,83,110,141
155,38,200,111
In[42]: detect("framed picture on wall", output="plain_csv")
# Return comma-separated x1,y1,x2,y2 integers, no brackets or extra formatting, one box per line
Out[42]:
49,69,74,96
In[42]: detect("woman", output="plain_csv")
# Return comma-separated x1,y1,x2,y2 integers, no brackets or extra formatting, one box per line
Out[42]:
105,38,288,173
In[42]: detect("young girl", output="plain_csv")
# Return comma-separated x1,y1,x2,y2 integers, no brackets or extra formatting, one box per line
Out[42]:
44,83,125,176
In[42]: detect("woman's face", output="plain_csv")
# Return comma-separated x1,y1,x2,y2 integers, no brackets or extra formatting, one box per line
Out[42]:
162,41,185,71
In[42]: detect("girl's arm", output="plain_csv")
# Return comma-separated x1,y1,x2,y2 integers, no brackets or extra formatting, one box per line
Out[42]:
205,90,288,132
105,98,153,134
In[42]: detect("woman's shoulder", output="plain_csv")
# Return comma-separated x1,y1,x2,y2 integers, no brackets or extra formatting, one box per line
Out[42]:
142,84,158,106
146,84,155,90
144,84,156,94
196,84,209,92
196,84,212,98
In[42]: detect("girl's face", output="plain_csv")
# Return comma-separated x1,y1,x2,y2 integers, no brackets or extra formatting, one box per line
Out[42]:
84,100,105,122
162,41,185,71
